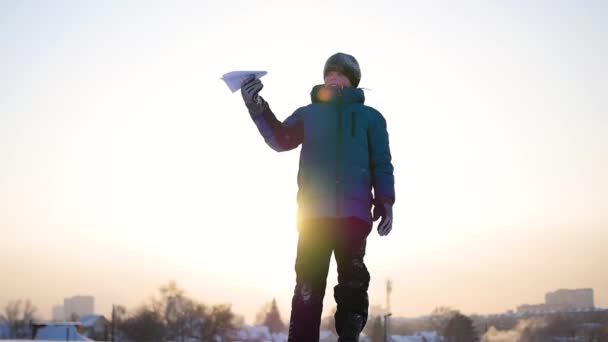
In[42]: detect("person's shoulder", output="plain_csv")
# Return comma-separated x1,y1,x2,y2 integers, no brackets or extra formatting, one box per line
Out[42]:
361,104,382,115
292,105,311,116
300,102,328,114
360,104,386,122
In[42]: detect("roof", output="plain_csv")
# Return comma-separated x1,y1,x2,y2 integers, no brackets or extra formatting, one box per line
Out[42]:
35,325,92,341
78,314,107,327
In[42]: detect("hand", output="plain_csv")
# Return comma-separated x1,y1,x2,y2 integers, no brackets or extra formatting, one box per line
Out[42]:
241,75,264,105
372,202,393,236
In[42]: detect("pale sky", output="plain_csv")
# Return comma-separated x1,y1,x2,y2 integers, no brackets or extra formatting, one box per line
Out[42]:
1,0,607,324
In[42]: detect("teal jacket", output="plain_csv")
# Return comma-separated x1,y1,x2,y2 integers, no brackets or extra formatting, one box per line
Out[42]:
247,85,395,226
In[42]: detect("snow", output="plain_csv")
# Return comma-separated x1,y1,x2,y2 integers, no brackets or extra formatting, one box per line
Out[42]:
233,325,288,341
391,337,422,342
232,326,334,341
319,330,334,340
230,327,443,342
234,325,269,340
391,331,443,342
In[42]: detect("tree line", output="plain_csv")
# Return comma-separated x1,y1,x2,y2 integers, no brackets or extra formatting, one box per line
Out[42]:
0,281,286,341
112,281,286,341
3,286,607,341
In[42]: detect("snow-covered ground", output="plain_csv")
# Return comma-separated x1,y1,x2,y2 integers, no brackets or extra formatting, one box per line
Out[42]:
1,324,440,342
390,331,443,342
231,326,443,342
234,325,289,341
233,326,337,341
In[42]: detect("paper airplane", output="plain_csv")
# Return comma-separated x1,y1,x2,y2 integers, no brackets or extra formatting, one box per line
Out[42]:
221,71,268,93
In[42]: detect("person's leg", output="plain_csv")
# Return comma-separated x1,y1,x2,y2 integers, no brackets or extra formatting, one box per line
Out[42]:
333,217,372,342
287,218,334,342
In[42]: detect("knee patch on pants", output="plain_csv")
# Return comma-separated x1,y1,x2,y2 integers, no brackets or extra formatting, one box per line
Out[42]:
293,281,325,306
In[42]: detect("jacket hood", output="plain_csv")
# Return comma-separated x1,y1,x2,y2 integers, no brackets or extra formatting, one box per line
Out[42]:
310,84,365,105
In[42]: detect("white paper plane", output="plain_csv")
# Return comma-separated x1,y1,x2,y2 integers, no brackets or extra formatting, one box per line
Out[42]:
221,71,268,93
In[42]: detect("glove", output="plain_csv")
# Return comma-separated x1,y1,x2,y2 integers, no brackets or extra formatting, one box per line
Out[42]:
372,201,393,236
241,75,264,106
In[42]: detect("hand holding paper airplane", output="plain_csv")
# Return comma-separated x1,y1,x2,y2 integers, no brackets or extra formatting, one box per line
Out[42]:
221,71,267,92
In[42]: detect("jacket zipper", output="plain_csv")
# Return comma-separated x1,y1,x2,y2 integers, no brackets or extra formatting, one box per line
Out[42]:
351,111,356,137
336,96,344,216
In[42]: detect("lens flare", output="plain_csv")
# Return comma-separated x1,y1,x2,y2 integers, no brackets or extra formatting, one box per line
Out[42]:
318,86,332,102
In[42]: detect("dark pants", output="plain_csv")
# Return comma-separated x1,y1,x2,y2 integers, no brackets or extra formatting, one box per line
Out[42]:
287,217,372,342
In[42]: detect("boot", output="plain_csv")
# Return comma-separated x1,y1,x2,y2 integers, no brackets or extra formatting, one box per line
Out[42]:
338,312,365,342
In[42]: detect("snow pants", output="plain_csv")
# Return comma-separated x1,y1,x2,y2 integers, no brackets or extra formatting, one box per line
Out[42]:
287,217,372,342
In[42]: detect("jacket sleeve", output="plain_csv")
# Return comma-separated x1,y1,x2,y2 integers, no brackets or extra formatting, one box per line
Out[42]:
368,111,395,205
246,98,304,152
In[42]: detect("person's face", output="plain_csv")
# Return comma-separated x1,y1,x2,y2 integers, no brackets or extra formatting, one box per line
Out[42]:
324,71,352,88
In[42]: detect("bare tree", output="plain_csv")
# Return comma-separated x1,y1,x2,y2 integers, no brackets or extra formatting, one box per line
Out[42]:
121,306,166,342
111,304,127,342
254,301,272,326
3,299,38,338
115,281,239,342
320,306,337,334
429,306,459,332
198,304,235,341
148,280,193,341
182,302,207,341
369,316,384,342
260,298,285,333
165,296,195,341
443,312,478,342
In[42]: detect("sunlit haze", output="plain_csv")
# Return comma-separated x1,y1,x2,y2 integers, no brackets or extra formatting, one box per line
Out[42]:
1,0,607,324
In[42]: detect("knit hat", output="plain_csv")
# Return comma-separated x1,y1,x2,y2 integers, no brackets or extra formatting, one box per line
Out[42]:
323,52,361,88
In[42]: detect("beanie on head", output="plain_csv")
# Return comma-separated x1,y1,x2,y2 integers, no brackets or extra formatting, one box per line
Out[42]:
323,52,361,88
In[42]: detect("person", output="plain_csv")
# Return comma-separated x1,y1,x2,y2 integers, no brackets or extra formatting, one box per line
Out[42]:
240,52,395,342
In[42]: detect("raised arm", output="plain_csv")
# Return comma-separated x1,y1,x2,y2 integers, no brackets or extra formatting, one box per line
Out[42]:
242,76,304,152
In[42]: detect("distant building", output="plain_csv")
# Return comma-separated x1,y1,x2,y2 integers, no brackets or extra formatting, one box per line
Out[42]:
517,288,595,314
52,305,64,321
64,296,94,320
517,304,549,313
546,288,594,310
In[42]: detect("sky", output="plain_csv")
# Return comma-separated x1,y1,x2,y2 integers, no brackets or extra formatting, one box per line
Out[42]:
1,0,607,324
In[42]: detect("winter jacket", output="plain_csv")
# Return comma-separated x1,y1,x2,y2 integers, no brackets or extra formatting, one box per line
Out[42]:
247,84,395,226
